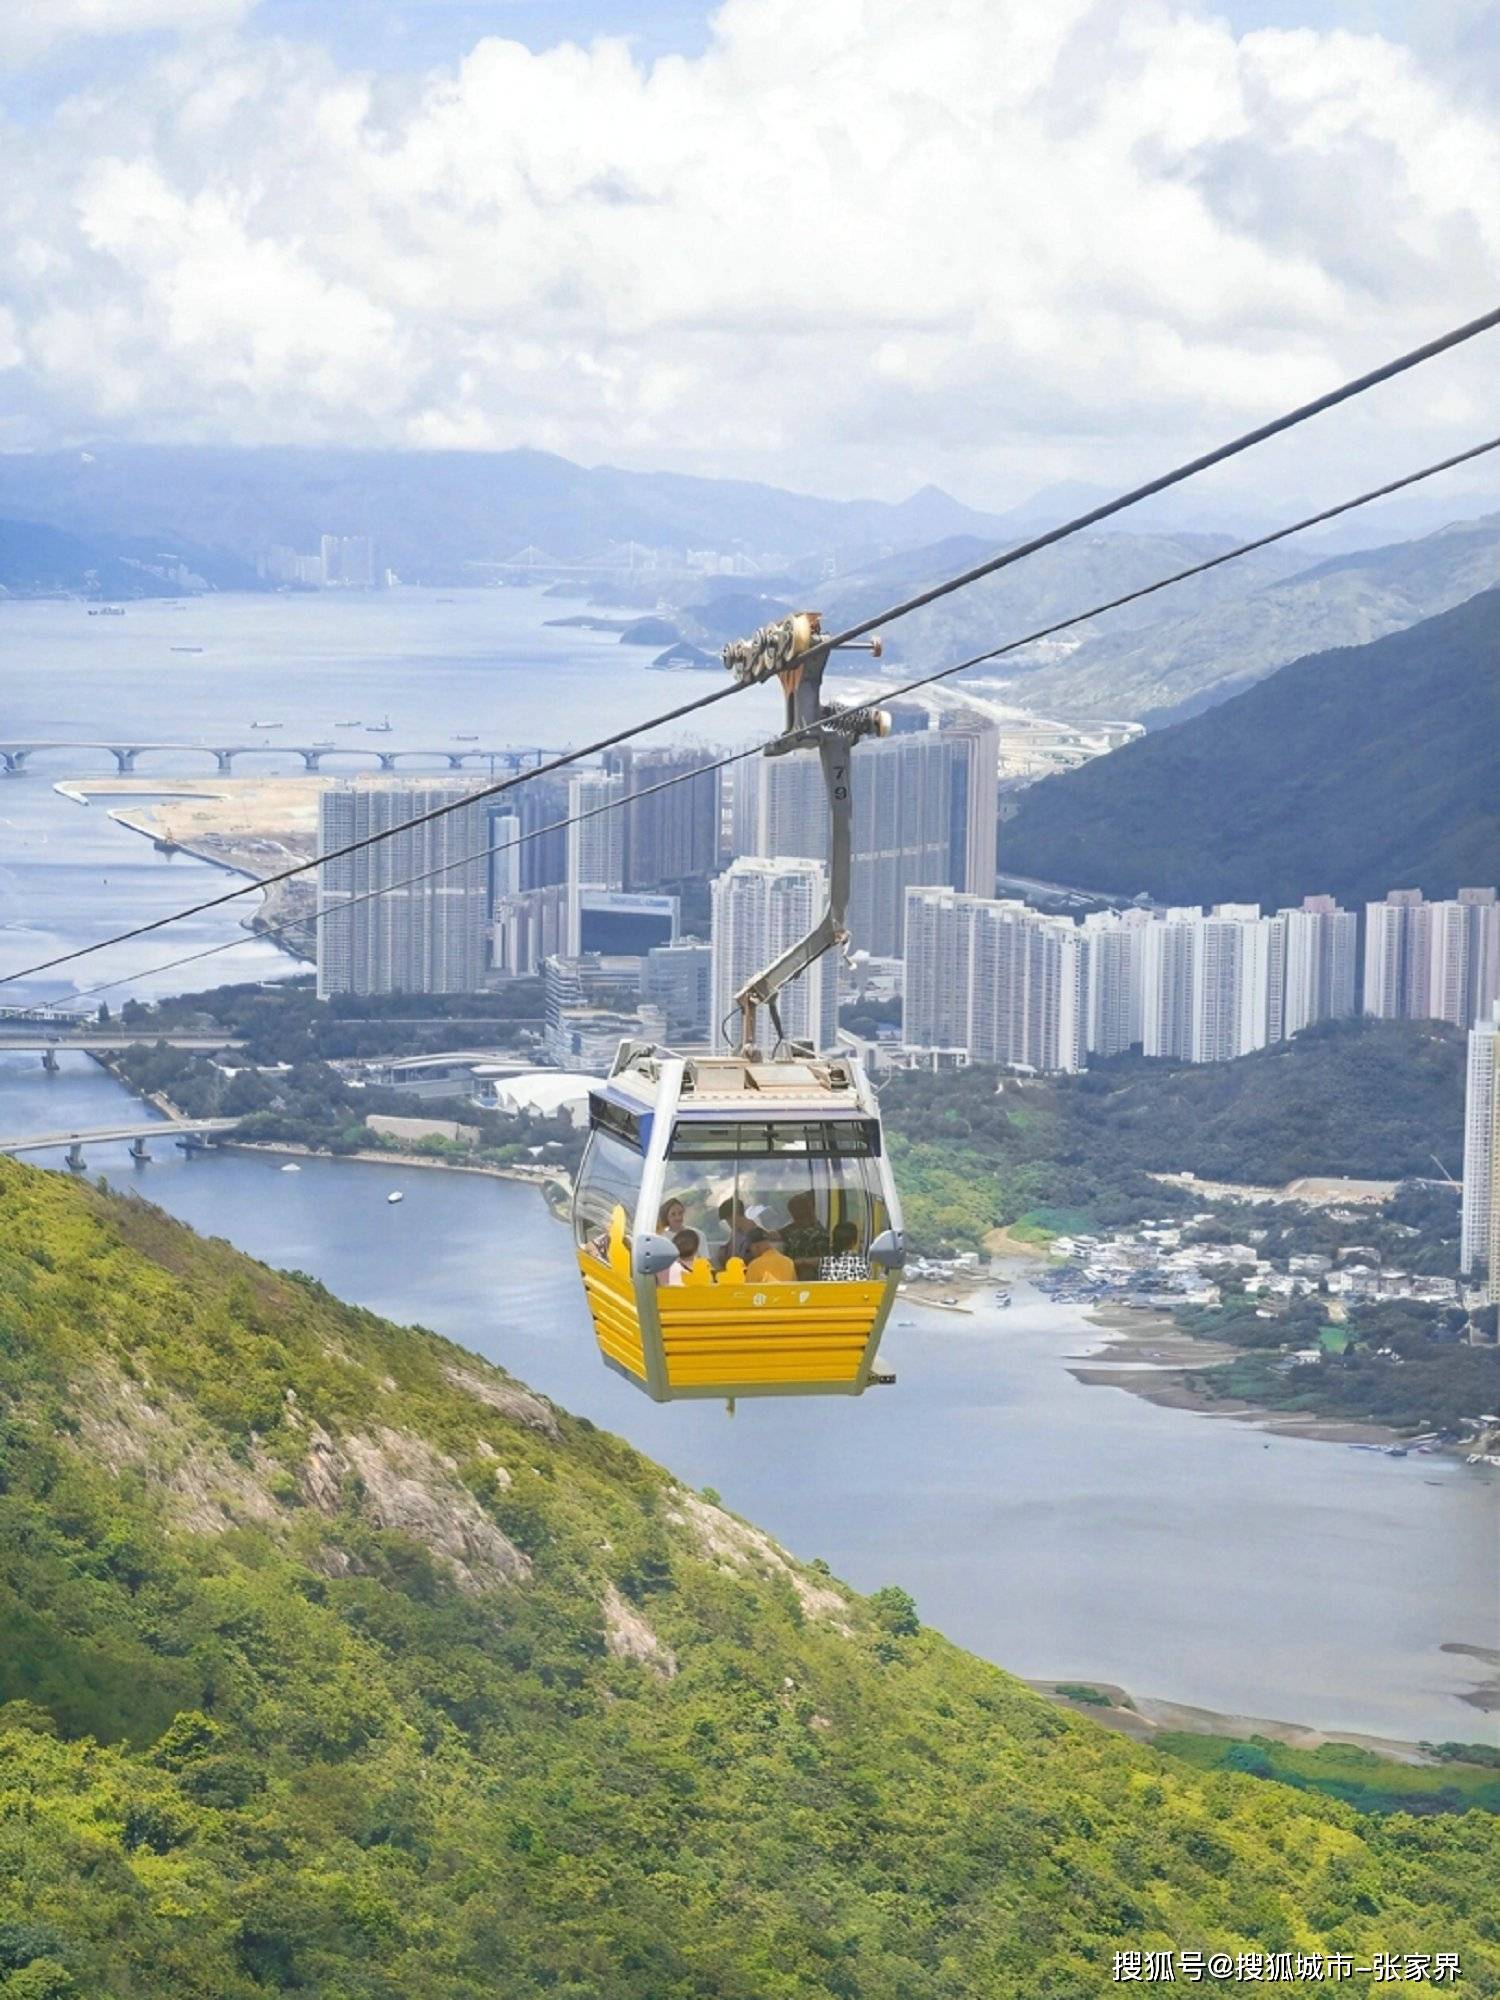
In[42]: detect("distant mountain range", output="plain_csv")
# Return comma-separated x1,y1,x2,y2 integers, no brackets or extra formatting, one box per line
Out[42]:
826,510,1500,725
998,587,1500,909
0,444,1018,580
0,516,261,598
2,447,1493,732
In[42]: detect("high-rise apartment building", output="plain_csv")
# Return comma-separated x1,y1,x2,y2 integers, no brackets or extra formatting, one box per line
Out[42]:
1461,1002,1500,1303
642,941,714,1039
1081,909,1152,1057
1140,910,1200,1059
903,888,1083,1073
1139,905,1282,1063
565,770,625,954
711,858,838,1053
514,772,570,892
1363,888,1500,1028
940,709,1001,899
492,884,567,978
604,745,722,889
732,715,999,957
317,780,490,997
319,534,376,588
488,810,522,905
1280,895,1358,1039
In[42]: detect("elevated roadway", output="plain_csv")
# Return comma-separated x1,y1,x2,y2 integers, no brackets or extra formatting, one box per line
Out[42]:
0,741,565,775
0,1117,238,1165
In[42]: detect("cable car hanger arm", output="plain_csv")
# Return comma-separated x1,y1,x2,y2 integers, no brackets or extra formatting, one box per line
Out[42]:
725,613,889,1056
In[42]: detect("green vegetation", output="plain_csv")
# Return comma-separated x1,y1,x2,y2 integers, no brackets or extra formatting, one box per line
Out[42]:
1156,1737,1500,1820
1001,587,1500,905
880,1020,1464,1253
1172,1287,1500,1435
100,1032,585,1180
118,976,543,1066
3,1156,1499,1994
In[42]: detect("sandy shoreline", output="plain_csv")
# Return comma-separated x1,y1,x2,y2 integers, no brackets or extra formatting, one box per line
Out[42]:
1024,1678,1495,1762
1072,1303,1405,1447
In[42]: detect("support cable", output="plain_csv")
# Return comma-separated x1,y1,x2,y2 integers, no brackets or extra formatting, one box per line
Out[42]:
53,430,1500,1010
2,305,1495,992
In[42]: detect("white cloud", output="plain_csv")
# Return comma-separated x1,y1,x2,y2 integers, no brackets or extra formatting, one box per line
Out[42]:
0,0,251,67
0,0,1496,503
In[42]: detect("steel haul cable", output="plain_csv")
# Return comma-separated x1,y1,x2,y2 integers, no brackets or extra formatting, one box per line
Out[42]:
53,429,1500,1010
2,304,1496,993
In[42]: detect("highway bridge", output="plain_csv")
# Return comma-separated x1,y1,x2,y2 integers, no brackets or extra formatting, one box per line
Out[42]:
0,1118,238,1167
0,741,564,776
0,1034,245,1052
0,1032,245,1073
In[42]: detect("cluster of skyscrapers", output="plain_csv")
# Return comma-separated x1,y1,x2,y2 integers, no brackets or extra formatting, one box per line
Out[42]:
900,887,1499,1077
313,748,1498,1109
260,533,380,589
315,708,1002,1064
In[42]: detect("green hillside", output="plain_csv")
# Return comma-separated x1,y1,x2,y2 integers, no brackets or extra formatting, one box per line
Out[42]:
881,1018,1466,1252
999,588,1500,907
2,1159,1498,1996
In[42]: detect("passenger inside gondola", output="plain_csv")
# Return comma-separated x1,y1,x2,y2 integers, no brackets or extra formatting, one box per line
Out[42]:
745,1229,795,1281
818,1220,867,1282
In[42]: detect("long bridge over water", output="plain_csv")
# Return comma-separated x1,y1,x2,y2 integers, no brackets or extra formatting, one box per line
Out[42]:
0,1117,238,1168
0,741,564,776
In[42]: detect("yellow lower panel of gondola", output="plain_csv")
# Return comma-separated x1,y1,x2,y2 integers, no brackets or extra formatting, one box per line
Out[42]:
577,1252,648,1381
657,1280,886,1389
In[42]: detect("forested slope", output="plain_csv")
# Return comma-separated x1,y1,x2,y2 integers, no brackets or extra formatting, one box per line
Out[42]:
881,1020,1466,1251
999,588,1500,907
1,1158,1497,1997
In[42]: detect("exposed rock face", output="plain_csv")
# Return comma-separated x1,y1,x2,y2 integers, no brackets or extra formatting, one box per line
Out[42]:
443,1364,561,1440
73,1365,281,1536
600,1584,677,1678
667,1490,852,1630
302,1425,531,1593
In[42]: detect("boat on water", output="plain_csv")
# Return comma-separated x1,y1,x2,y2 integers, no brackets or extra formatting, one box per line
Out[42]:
170,645,204,653
336,719,362,729
88,605,126,616
312,738,335,748
366,717,393,734
280,1163,301,1173
386,1190,405,1204
250,720,284,730
452,732,479,742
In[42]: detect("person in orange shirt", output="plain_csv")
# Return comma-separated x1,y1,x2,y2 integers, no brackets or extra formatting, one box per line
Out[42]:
744,1229,795,1281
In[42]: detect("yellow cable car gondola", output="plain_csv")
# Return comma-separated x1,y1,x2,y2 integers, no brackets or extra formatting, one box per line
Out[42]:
573,610,906,1402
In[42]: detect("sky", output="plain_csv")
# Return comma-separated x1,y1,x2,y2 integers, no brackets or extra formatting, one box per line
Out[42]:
0,0,1497,515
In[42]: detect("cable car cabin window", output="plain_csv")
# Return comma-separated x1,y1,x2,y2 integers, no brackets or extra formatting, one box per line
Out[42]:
575,1129,644,1264
587,1095,642,1149
666,1120,878,1159
663,1120,887,1281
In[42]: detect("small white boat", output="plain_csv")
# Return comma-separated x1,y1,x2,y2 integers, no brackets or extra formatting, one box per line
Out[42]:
280,1162,301,1173
251,720,284,730
387,1190,405,1204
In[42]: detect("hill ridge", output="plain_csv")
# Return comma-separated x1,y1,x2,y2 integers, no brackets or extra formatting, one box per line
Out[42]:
1000,586,1500,908
1,1156,1497,1994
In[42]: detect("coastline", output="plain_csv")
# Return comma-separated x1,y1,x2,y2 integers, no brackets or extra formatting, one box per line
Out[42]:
224,1137,573,1210
1072,1302,1407,1448
1025,1677,1498,1761
57,777,318,963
